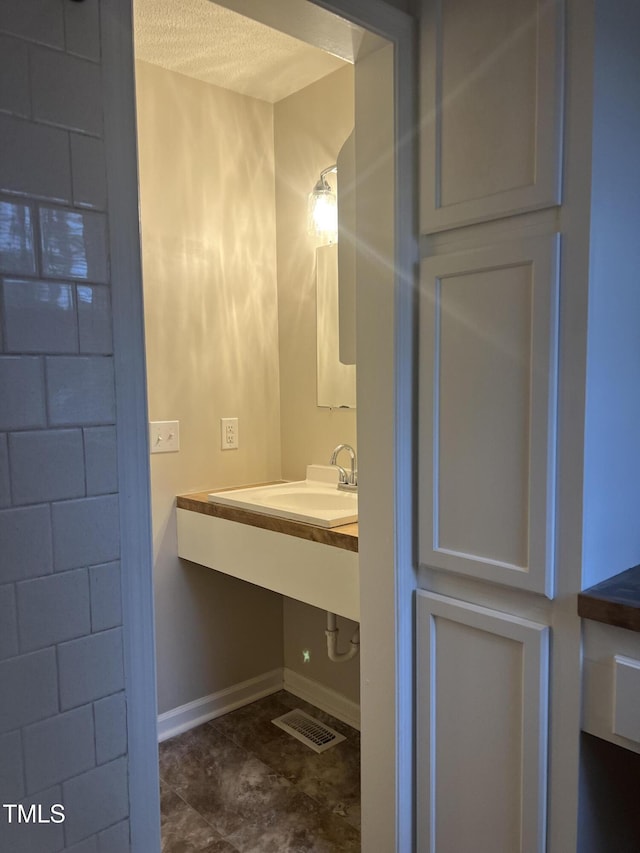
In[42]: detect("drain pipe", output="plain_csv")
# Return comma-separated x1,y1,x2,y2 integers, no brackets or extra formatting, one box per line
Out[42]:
325,612,360,663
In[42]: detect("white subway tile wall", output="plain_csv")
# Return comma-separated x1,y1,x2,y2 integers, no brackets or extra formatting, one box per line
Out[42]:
0,201,36,274
39,208,109,281
0,114,73,202
70,135,108,210
23,706,96,794
0,584,19,660
0,505,54,581
9,429,86,504
65,837,99,853
57,627,125,710
89,561,123,631
0,0,66,48
1,784,66,853
84,427,118,495
0,35,30,118
2,280,79,354
30,46,103,135
0,0,129,850
0,731,25,801
62,757,128,846
97,818,131,853
0,650,59,731
0,357,48,429
77,285,113,354
94,692,127,765
0,434,10,507
45,356,116,426
63,0,101,62
16,568,91,652
51,495,120,570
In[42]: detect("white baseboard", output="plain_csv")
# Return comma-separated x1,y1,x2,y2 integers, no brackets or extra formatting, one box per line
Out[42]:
157,666,361,741
283,667,360,731
157,668,283,742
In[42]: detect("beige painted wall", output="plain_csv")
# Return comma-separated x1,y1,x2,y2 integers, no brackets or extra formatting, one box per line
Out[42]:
274,66,359,702
274,65,357,481
137,59,359,715
136,60,284,714
283,598,360,704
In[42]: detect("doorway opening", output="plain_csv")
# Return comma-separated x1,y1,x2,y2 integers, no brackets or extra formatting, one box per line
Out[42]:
106,0,415,848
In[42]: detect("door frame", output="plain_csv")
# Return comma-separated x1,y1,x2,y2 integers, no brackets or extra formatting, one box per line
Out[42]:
101,0,417,849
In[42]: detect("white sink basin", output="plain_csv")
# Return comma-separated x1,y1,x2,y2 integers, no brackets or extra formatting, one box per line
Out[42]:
208,466,357,528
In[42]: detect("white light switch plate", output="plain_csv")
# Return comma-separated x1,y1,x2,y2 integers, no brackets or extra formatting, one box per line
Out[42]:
149,420,180,453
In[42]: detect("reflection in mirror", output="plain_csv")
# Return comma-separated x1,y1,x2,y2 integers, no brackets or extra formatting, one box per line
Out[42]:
316,244,356,409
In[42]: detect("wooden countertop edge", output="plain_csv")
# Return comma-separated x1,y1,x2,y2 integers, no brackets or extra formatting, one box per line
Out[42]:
578,593,640,633
578,564,640,633
176,491,359,554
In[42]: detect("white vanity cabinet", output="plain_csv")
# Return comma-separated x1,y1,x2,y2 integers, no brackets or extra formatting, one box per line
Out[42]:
582,621,640,756
416,591,549,853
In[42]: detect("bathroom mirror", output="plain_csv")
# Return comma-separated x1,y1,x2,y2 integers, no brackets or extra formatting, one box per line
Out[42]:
316,244,356,408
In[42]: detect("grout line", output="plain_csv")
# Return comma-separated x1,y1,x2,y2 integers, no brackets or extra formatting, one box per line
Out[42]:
10,582,22,656
67,130,75,210
31,199,42,279
48,500,56,573
88,562,95,633
5,432,14,505
81,427,88,498
0,190,106,218
26,42,33,121
54,642,62,713
18,727,28,802
61,0,68,54
39,355,49,426
0,280,6,352
91,699,98,766
170,787,242,851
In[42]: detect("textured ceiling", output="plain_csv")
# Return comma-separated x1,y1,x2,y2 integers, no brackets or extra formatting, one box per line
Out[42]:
134,0,348,103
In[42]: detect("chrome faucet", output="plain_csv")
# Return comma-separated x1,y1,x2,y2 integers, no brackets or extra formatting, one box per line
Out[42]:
329,444,357,492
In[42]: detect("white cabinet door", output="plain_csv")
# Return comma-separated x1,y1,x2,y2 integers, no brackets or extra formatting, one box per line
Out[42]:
420,0,564,233
417,590,549,853
419,235,559,595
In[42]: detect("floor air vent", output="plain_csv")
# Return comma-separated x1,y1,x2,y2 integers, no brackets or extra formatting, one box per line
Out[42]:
271,709,346,753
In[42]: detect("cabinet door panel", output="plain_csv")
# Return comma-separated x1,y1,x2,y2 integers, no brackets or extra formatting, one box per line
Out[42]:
419,236,559,594
420,0,564,233
417,590,549,853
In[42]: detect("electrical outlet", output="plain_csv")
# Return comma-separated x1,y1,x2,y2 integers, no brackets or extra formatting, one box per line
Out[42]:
149,420,180,453
220,417,239,450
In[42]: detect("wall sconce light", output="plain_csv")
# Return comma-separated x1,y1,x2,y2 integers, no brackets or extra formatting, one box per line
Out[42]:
308,165,338,244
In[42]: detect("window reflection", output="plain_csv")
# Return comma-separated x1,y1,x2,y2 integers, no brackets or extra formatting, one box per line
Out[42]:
40,208,88,279
77,285,93,305
0,201,35,273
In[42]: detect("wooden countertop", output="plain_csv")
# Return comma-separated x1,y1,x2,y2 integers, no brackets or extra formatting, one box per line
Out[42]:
176,490,358,553
578,564,640,633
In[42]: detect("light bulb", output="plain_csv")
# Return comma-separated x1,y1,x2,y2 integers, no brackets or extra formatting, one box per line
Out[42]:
307,181,338,244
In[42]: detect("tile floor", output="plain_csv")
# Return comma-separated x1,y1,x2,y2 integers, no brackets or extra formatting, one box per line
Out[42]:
159,691,361,852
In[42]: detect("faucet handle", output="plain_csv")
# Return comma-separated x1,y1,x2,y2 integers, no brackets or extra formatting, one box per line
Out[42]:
333,464,349,485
